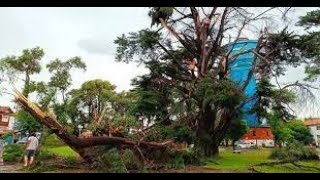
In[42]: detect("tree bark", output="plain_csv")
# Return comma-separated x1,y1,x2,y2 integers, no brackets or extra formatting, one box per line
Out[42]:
196,106,234,157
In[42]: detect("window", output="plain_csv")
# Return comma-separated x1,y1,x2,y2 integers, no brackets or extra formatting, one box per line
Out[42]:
317,135,320,140
317,126,320,130
267,131,269,136
253,131,256,136
1,115,9,122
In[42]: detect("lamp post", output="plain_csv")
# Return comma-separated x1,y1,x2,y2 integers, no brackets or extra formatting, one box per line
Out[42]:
77,125,83,137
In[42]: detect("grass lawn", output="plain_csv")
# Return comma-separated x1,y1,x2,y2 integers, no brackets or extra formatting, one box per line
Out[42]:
40,134,79,158
42,146,79,158
205,148,273,172
205,148,320,173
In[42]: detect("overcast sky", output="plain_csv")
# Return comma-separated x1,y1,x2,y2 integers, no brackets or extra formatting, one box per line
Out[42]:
0,7,319,118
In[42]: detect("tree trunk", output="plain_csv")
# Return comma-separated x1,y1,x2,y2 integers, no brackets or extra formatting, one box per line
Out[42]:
23,72,30,98
196,106,234,157
232,140,236,151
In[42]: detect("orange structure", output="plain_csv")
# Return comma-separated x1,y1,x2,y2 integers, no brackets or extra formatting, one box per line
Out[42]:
241,125,275,147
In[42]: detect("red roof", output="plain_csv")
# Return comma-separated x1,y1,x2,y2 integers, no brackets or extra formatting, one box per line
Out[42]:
0,106,13,114
304,118,320,126
241,127,274,140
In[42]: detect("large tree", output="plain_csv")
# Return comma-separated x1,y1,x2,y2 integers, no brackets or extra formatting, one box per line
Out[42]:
114,7,297,156
0,47,45,132
12,7,318,168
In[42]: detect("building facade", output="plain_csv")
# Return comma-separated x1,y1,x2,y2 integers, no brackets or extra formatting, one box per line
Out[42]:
240,126,275,147
304,118,320,147
0,106,14,135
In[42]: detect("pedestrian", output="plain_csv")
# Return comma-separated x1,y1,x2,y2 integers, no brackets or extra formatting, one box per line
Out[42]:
23,132,39,167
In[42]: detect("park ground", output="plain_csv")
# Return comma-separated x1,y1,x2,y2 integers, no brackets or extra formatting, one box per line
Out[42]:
1,135,319,173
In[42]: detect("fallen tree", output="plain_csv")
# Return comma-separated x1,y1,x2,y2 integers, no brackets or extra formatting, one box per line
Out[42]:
14,89,179,166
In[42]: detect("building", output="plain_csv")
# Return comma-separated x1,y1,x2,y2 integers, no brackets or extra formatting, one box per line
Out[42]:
240,125,275,148
304,118,320,147
0,106,14,136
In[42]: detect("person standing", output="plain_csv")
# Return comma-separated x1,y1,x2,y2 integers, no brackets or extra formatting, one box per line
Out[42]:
23,132,39,167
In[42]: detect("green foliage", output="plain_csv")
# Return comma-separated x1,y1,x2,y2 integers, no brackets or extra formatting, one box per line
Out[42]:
270,142,319,161
294,9,320,81
268,114,293,145
3,47,44,74
1,131,13,140
114,29,161,63
268,114,313,145
131,89,169,120
100,148,142,172
1,47,45,96
146,124,196,144
37,150,56,161
46,57,86,99
253,78,296,122
15,110,42,132
68,79,116,124
195,76,243,109
286,120,314,145
42,134,65,147
51,103,69,125
166,153,185,169
226,119,248,144
148,7,174,26
297,9,320,29
3,144,24,162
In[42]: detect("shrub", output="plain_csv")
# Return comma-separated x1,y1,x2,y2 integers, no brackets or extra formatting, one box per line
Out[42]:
99,148,142,172
100,148,126,172
166,153,185,169
3,144,24,162
270,142,319,161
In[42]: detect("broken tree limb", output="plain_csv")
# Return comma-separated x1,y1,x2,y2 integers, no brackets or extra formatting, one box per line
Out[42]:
13,89,179,165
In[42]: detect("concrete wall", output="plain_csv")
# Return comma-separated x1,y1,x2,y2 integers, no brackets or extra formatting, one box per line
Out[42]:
308,125,320,146
242,139,275,147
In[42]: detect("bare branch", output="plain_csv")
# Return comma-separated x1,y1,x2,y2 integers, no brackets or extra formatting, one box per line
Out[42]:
159,18,197,56
252,7,276,20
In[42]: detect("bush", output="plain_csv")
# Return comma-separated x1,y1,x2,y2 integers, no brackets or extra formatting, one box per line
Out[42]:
270,142,319,161
166,153,185,169
3,144,24,162
100,148,142,173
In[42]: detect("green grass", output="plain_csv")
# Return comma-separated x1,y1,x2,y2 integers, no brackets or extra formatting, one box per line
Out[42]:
254,161,320,173
205,148,320,173
205,148,272,172
40,134,79,159
42,146,79,158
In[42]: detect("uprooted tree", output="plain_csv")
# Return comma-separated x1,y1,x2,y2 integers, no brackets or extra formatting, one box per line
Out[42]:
4,7,320,169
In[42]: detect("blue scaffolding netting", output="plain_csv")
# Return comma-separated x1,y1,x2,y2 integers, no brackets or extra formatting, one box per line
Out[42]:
226,40,259,127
